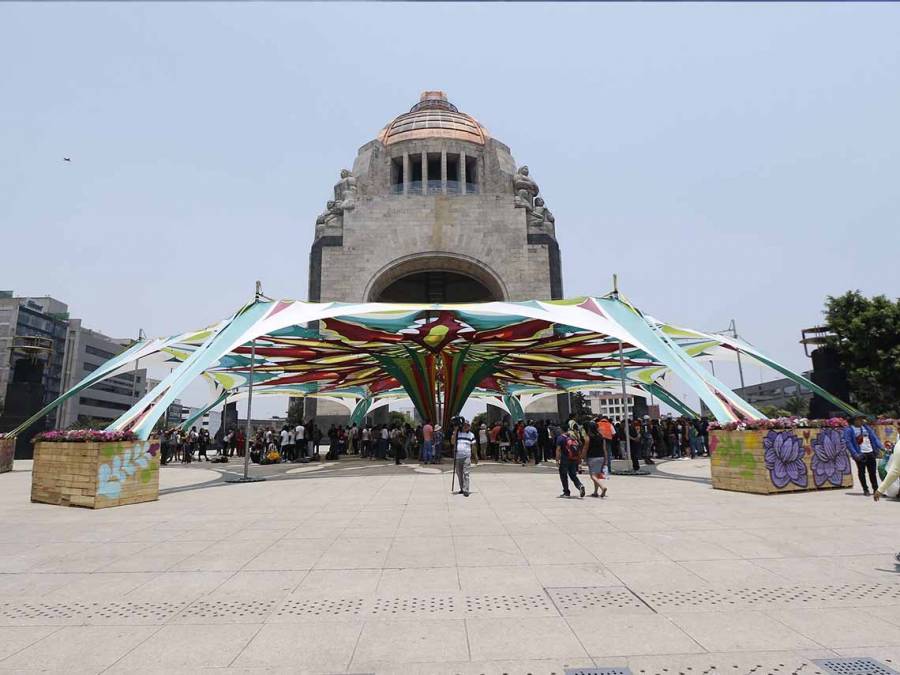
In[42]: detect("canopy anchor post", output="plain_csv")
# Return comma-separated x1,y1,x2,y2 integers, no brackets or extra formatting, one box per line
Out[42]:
226,302,265,484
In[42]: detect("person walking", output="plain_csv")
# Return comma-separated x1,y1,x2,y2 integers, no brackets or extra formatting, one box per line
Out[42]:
585,423,609,498
843,415,885,496
452,421,475,497
556,427,585,498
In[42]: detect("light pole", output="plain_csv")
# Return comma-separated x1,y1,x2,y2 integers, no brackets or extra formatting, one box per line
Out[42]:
129,328,145,404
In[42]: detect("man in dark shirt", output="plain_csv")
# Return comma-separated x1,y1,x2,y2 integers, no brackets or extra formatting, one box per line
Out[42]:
556,429,585,498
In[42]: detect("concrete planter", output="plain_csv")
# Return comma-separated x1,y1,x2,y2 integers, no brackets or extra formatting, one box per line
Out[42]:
710,428,853,494
31,439,160,508
0,436,13,474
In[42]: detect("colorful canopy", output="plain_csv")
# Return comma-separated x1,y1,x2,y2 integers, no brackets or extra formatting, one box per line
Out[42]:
5,294,859,440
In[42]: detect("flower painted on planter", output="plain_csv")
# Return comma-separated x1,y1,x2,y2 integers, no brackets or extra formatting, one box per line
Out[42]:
810,428,851,487
763,430,807,488
97,443,154,499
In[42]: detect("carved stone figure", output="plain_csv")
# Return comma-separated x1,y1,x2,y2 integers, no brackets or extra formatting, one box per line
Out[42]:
529,197,555,230
513,165,539,208
316,200,343,233
335,169,358,210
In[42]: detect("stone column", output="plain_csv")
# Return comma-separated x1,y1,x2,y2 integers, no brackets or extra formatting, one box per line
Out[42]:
421,151,428,193
403,153,409,196
460,151,467,195
441,150,447,194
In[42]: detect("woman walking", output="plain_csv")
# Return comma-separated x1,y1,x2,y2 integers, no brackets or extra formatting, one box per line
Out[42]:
585,423,609,498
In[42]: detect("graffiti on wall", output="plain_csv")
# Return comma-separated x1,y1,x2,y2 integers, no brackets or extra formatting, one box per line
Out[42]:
97,441,160,500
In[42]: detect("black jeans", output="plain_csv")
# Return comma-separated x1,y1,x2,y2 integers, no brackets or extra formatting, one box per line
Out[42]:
558,460,583,495
856,453,878,492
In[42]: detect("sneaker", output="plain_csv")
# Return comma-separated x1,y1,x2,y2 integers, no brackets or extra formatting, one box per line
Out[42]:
463,491,470,497
864,489,871,496
579,484,586,498
600,487,608,498
558,493,570,498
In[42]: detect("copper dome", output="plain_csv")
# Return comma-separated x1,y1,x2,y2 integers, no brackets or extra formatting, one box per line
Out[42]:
378,91,488,146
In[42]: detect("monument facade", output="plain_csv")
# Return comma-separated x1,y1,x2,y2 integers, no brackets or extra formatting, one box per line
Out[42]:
307,91,563,422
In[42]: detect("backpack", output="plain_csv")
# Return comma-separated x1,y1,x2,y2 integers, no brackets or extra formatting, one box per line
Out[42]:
565,437,582,462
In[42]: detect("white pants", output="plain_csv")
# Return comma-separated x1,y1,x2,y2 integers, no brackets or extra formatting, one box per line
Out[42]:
878,451,900,495
455,455,471,493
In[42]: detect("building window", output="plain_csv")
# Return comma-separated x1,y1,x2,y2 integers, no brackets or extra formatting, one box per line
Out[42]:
85,345,116,360
390,157,404,194
78,396,131,411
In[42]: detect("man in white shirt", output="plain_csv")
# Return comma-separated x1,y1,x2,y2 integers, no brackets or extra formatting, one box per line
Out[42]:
843,415,885,495
295,423,306,458
451,421,475,497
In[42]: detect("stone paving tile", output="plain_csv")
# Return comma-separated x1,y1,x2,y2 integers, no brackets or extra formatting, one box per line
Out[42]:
668,611,824,651
351,618,468,667
233,621,362,670
0,626,60,661
568,613,704,657
0,625,157,673
766,607,900,649
465,616,587,661
108,623,261,671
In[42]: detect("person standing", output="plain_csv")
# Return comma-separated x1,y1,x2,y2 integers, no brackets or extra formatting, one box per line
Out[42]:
640,416,655,465
874,441,899,502
556,427,585,498
524,419,539,465
452,421,475,497
432,424,443,464
585,423,609,498
422,420,434,464
843,415,885,496
294,421,306,459
628,419,641,471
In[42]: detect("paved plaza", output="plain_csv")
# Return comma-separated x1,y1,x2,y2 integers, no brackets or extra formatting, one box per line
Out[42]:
1,457,899,674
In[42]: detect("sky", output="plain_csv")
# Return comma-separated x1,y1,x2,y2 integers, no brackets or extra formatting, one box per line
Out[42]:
2,3,899,418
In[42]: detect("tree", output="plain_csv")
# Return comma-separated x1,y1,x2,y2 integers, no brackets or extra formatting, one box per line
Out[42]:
471,412,487,430
782,396,810,417
570,392,593,421
388,410,412,428
286,399,305,427
824,291,900,416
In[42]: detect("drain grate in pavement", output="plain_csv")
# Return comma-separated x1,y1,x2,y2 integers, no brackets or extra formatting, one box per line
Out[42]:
547,587,651,615
275,598,364,617
814,658,900,675
640,583,900,611
178,599,276,620
565,668,632,675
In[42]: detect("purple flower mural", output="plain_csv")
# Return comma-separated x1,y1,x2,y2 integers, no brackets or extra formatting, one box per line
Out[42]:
763,430,808,488
810,428,851,487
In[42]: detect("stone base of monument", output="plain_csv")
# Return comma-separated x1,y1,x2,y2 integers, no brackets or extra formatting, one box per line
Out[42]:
710,428,853,494
0,436,14,474
31,439,160,508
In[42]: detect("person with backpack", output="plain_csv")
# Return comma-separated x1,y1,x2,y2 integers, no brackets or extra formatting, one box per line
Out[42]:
556,427,585,498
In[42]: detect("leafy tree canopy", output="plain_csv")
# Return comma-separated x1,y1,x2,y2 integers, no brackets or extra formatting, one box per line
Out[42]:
825,290,900,416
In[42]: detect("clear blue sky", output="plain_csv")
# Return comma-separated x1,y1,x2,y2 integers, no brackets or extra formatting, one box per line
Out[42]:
2,3,898,415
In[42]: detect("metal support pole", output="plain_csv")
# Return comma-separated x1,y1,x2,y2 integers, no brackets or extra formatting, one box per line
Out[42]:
242,340,255,480
129,328,145,404
726,319,745,390
618,339,632,462
227,282,265,484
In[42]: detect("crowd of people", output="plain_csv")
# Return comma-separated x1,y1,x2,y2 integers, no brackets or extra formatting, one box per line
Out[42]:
158,412,711,470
